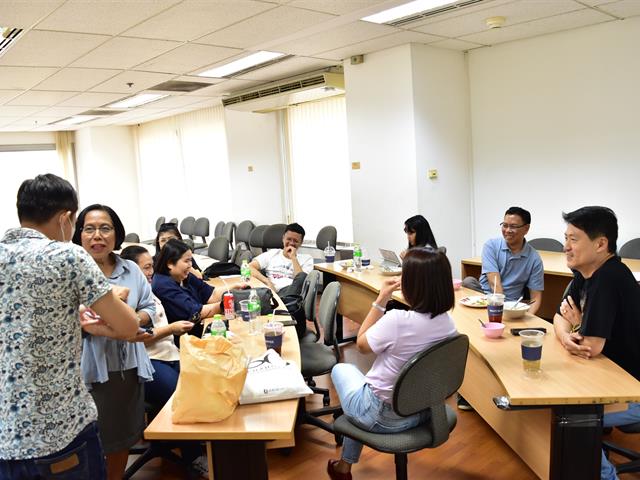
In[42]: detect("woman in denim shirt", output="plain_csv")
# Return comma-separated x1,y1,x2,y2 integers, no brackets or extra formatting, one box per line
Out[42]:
73,204,155,480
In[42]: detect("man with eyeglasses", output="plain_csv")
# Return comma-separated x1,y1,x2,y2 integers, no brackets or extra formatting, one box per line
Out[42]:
464,206,544,316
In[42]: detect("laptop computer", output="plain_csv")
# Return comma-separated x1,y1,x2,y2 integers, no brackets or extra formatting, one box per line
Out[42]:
379,248,401,270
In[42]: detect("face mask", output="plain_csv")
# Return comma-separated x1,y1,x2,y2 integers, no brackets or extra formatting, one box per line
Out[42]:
59,213,74,243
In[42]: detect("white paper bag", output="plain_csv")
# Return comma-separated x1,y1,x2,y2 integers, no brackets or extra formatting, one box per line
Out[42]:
239,349,312,405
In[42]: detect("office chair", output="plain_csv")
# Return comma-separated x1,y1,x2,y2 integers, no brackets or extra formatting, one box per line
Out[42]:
207,237,229,262
528,238,564,252
333,334,469,480
620,239,640,259
155,216,165,232
192,217,209,250
316,225,337,250
180,216,195,239
124,232,140,243
299,270,321,344
262,224,286,250
221,222,236,249
214,221,225,238
249,224,268,256
230,220,255,263
298,281,342,434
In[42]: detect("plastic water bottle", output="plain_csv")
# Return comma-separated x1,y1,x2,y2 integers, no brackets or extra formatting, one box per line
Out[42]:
210,314,226,337
323,241,336,263
240,259,251,283
353,243,362,272
248,289,262,335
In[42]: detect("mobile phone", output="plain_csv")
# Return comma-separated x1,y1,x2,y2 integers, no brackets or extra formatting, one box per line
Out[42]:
510,327,546,336
189,312,202,325
138,326,154,335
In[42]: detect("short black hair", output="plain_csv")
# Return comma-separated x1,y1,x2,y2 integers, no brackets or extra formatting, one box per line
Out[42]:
504,206,531,225
155,222,182,253
72,204,126,250
120,245,149,264
404,214,438,249
562,206,618,254
155,238,191,275
16,173,78,223
401,247,454,316
285,222,305,239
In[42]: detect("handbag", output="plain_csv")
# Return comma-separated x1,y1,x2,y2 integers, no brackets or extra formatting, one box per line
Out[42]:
230,287,278,315
172,335,248,423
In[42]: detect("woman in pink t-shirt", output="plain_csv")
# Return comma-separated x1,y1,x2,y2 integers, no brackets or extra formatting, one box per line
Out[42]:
328,248,457,480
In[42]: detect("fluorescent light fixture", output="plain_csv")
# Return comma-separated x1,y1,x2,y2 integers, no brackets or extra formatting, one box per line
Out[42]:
105,93,168,109
198,51,285,78
54,115,101,126
362,0,457,24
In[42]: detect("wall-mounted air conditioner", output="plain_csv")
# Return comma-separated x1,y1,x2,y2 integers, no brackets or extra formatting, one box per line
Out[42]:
222,67,344,113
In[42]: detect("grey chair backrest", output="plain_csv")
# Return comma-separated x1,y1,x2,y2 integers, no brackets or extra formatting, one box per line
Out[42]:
235,220,255,248
263,224,287,249
155,216,165,232
214,221,225,238
302,270,321,323
317,281,341,349
393,334,469,447
207,237,229,262
124,232,140,243
168,217,178,225
528,238,563,252
180,216,196,238
222,222,236,247
234,249,253,267
193,217,210,242
249,225,268,254
620,239,640,259
316,225,337,250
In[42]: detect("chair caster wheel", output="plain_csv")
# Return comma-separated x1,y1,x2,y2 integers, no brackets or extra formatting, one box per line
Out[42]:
335,433,343,446
323,394,330,406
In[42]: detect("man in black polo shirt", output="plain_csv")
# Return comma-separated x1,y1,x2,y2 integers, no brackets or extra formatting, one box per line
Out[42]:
554,206,640,480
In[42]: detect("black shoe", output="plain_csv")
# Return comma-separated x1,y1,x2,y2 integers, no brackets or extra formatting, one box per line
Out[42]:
457,394,474,411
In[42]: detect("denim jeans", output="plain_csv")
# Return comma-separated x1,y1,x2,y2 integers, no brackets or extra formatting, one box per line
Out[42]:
0,421,106,480
331,363,427,464
146,359,180,409
600,402,640,480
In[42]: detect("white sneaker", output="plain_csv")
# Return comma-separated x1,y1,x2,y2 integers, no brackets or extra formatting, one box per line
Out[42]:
191,455,209,478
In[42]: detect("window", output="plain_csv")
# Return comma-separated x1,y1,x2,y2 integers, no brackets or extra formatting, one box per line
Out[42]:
0,146,63,236
285,96,353,242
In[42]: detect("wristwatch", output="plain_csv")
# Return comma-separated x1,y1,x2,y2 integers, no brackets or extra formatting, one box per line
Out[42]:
371,302,386,313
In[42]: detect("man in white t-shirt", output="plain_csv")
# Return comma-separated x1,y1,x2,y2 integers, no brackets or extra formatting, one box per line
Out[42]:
249,223,314,297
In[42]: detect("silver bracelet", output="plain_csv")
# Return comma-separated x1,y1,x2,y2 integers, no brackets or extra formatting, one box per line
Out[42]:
371,302,386,313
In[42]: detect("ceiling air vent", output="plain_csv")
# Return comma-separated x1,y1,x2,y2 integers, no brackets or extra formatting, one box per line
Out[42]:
388,0,486,27
81,109,124,116
222,68,344,113
0,27,24,58
149,80,213,92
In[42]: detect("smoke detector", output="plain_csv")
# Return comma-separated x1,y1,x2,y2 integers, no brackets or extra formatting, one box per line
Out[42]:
485,16,506,29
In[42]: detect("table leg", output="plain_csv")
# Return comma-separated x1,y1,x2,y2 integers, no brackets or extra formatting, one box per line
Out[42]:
549,404,603,480
210,440,268,480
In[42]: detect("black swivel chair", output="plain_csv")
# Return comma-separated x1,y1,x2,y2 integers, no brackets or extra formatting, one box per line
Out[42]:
208,237,230,262
603,422,640,474
528,238,564,252
333,334,469,480
262,224,286,250
124,232,140,243
620,239,640,259
192,217,209,250
299,270,321,344
249,225,268,256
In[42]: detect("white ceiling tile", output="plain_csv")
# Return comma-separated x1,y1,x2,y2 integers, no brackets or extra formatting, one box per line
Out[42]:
271,20,397,56
401,0,514,29
0,30,110,67
0,106,46,117
185,79,262,97
234,56,338,81
4,117,58,128
428,38,487,50
318,30,444,60
135,44,241,74
287,0,389,15
90,71,176,93
70,37,182,69
30,106,88,117
196,6,335,49
34,68,123,91
174,75,225,85
0,67,59,90
0,117,23,127
7,90,78,106
0,0,64,29
35,0,181,35
596,0,640,18
123,0,275,41
460,8,613,44
58,92,127,107
414,0,584,38
133,95,208,109
0,90,25,104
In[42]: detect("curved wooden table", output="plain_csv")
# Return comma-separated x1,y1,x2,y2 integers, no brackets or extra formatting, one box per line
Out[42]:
315,261,640,480
144,277,299,480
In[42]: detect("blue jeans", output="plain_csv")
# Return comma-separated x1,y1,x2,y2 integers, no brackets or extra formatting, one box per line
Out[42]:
601,402,640,480
146,359,180,409
0,421,106,480
331,363,428,464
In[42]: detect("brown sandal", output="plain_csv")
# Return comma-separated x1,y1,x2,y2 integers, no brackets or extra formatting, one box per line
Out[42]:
327,459,352,480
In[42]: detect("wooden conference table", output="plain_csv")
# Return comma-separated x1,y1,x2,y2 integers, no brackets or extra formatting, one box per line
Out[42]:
144,277,299,480
315,262,640,480
461,250,640,320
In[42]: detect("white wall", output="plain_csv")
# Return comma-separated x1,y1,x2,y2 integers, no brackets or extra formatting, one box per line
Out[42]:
75,126,142,236
411,44,472,277
468,17,640,253
0,132,55,145
225,109,284,225
345,44,419,258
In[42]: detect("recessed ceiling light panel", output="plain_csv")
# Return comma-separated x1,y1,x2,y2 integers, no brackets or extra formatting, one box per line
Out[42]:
197,51,285,78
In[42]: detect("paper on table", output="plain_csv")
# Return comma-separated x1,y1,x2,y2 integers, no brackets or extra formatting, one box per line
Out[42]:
633,272,640,283
220,274,242,279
